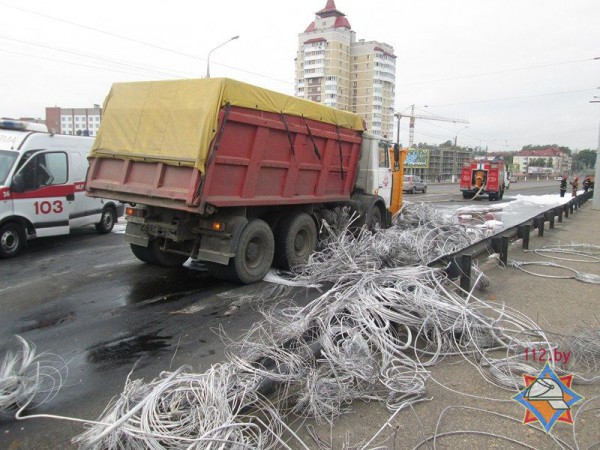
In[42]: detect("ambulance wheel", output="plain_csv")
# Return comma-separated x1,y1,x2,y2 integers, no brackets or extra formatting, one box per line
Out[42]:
231,219,274,284
148,238,189,267
96,206,116,234
275,213,317,270
0,223,25,259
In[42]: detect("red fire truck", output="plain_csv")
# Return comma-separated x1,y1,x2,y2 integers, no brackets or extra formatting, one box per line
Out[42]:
460,159,507,201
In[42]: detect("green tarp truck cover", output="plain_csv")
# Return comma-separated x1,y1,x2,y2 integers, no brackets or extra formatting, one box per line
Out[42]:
90,78,366,173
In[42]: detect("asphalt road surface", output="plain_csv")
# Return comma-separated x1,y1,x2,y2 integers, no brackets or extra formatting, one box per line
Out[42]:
0,180,559,449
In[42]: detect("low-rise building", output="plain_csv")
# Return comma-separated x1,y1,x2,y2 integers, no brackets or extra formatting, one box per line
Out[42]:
45,106,102,136
512,147,571,177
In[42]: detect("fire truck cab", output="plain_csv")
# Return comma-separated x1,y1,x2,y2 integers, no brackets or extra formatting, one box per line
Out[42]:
460,159,507,201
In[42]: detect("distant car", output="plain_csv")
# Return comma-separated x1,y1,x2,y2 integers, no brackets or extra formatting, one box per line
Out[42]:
556,176,563,181
509,177,518,183
403,175,427,193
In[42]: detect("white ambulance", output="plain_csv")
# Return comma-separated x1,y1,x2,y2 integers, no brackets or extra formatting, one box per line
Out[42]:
0,120,123,258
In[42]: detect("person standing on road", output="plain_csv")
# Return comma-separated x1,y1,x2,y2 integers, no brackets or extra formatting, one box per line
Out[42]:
559,176,567,197
570,176,579,197
583,176,592,192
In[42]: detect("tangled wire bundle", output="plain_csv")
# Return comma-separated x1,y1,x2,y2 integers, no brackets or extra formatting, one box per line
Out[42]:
73,205,599,449
0,335,66,415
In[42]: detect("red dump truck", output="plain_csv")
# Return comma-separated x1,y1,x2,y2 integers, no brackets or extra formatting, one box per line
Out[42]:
86,78,404,283
460,159,507,201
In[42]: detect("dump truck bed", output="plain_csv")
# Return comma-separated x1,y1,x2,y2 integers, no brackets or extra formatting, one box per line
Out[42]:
86,78,365,214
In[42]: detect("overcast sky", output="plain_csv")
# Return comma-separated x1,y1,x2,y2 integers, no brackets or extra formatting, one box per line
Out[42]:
1,0,599,152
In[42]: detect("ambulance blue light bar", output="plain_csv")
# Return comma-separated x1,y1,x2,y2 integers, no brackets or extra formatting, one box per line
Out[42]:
0,120,48,132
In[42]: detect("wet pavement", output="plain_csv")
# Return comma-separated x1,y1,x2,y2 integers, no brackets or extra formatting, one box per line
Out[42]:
0,181,561,449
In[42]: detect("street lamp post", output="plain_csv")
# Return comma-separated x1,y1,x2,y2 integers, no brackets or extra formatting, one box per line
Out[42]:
206,36,239,78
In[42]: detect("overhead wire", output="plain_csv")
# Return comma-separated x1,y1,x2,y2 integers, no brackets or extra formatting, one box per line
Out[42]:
0,1,294,87
0,35,199,79
396,57,598,87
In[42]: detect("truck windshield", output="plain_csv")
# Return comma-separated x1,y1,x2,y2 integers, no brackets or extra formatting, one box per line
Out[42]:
0,150,18,185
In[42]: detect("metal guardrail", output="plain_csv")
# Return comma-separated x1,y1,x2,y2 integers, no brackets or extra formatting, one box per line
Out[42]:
434,190,595,291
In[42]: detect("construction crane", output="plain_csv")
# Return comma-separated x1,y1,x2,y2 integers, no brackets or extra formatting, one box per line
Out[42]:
395,105,469,148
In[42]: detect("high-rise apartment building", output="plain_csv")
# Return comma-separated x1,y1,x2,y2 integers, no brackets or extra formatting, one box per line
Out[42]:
45,106,102,136
295,0,396,138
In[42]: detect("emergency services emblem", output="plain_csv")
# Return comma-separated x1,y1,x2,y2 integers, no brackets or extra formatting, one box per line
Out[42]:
513,363,583,432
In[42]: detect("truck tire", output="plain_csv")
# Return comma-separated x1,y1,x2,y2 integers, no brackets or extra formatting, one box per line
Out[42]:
489,193,497,201
148,238,189,267
0,222,25,259
365,205,383,230
231,219,274,284
130,243,158,264
274,212,317,270
95,206,116,234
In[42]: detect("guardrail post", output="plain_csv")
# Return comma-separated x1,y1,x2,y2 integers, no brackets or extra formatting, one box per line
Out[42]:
518,224,530,250
535,215,545,237
574,199,578,211
491,236,509,266
545,210,555,229
500,236,508,266
556,206,563,223
460,253,472,294
569,201,574,214
564,203,569,218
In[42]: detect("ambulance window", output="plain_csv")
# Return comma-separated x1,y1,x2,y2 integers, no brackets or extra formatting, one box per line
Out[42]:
0,151,18,185
44,152,68,184
20,152,67,190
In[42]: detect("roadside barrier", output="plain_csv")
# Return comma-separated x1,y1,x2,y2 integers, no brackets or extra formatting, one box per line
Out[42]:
438,189,594,292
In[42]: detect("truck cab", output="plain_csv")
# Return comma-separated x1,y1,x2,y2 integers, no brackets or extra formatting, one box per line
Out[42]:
0,120,124,258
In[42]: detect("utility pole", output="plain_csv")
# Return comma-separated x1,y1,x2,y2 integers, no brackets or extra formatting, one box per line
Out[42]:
591,99,600,209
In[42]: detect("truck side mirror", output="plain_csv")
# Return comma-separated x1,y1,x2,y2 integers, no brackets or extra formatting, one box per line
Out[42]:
393,143,400,171
11,173,25,193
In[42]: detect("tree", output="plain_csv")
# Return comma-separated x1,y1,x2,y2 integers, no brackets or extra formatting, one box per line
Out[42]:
572,149,597,172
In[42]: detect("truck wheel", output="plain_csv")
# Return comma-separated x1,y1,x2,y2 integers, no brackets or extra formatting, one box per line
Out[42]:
275,213,317,270
95,206,116,234
422,186,427,194
462,191,471,199
366,205,382,231
0,223,25,259
148,238,189,267
130,243,158,265
489,193,497,201
231,219,274,284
